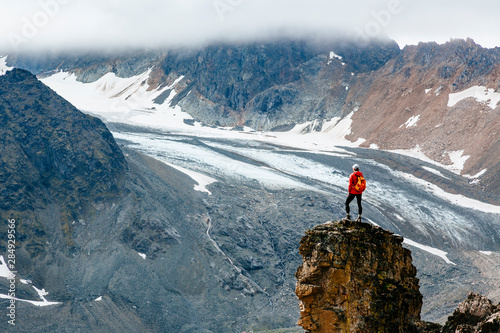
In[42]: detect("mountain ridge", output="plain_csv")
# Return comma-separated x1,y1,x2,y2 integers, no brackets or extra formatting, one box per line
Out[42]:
6,38,498,199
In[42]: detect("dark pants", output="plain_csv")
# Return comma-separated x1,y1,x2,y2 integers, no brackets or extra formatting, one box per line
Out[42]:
345,193,362,215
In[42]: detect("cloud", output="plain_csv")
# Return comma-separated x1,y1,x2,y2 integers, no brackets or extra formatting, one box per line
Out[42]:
0,0,499,53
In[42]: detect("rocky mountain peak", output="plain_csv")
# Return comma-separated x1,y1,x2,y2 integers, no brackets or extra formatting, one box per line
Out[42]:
295,220,422,332
0,68,127,212
0,68,127,256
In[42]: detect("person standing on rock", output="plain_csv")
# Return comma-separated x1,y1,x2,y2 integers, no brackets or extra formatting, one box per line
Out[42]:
345,164,366,221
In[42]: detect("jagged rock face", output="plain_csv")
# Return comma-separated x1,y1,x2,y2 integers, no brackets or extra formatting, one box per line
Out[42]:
295,220,422,333
442,293,500,333
0,69,127,211
162,39,399,129
0,68,127,257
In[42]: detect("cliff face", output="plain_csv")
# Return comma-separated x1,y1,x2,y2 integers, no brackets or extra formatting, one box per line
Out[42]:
295,220,422,333
295,221,500,333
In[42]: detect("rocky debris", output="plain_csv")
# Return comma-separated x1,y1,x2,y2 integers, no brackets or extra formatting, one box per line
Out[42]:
295,220,422,333
441,293,500,333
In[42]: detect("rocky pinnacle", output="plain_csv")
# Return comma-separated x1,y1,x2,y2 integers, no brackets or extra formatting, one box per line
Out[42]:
295,220,422,333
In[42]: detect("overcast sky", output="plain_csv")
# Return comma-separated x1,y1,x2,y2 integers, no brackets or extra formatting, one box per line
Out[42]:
1,0,499,53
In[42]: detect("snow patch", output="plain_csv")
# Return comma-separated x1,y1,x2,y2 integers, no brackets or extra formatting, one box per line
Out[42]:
329,51,342,60
448,86,500,109
138,253,147,260
400,115,420,128
0,255,62,307
479,251,493,255
447,150,469,173
388,146,469,175
0,293,61,307
327,51,344,65
95,296,103,301
425,88,431,94
41,70,195,129
33,286,50,302
464,168,487,179
421,166,451,180
403,238,456,265
0,56,13,76
0,255,14,278
164,162,216,194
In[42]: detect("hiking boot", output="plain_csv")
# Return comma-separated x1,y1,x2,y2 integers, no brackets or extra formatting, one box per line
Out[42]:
345,214,351,220
355,215,362,222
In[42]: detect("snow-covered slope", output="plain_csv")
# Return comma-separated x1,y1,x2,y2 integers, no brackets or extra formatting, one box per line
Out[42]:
42,70,194,128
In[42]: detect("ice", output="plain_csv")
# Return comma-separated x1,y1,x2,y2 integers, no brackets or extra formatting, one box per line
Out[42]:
395,170,500,214
388,146,470,175
112,132,313,191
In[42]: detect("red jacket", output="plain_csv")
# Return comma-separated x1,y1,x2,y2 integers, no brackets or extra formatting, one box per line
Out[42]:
348,171,364,194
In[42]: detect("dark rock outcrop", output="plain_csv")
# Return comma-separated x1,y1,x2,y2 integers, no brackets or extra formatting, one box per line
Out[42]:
0,68,127,212
0,68,127,257
295,220,422,333
442,293,500,333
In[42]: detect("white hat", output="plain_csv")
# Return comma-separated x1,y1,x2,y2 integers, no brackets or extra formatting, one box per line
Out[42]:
352,164,359,170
